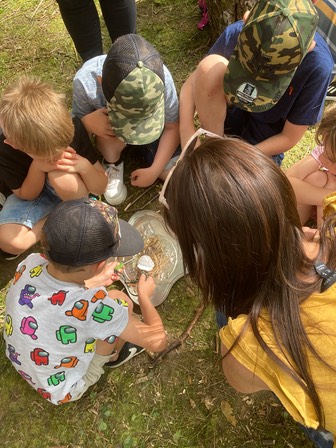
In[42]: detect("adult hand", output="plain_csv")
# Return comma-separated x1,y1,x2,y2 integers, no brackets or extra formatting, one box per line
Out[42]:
81,108,114,138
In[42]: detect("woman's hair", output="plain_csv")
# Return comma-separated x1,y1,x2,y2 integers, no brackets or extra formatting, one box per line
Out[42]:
0,76,74,159
164,137,336,426
315,102,336,162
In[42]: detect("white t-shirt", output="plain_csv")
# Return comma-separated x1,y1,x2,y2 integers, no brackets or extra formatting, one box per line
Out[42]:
4,253,129,405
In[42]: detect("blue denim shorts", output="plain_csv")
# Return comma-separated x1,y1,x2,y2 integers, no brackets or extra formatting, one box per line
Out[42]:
0,183,62,229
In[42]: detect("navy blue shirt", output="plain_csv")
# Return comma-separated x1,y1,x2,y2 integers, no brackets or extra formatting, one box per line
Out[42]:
208,21,333,146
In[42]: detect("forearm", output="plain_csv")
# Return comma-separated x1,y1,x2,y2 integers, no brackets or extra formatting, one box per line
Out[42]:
79,161,108,194
257,122,308,156
151,123,180,178
138,292,165,330
287,176,330,206
179,72,196,149
15,163,46,200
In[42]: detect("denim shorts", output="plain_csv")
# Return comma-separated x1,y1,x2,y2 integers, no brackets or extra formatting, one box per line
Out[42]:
0,183,62,229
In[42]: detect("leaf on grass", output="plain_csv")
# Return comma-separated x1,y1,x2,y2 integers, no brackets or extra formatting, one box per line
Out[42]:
98,420,107,431
220,400,237,426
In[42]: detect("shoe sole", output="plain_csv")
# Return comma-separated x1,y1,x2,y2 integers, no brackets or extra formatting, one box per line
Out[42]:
104,185,127,206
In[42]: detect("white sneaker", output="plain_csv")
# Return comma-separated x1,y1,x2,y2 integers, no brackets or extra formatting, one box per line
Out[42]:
103,162,127,205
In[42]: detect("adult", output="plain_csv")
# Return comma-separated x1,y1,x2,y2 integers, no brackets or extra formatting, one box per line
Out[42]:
56,0,136,62
161,132,336,448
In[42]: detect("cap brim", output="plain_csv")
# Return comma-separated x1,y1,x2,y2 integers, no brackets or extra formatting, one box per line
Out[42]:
224,48,293,113
113,219,144,257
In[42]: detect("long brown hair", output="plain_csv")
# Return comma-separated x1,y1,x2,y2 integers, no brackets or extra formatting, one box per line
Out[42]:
164,137,336,426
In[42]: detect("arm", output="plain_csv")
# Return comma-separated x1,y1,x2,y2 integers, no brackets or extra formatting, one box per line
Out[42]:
285,154,320,180
179,71,197,149
12,160,47,200
257,120,309,156
221,343,269,393
287,175,332,206
81,107,115,139
118,274,168,352
49,155,108,197
194,54,229,137
131,121,180,187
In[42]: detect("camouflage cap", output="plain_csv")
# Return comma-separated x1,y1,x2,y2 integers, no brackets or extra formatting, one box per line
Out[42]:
224,0,318,113
102,34,165,145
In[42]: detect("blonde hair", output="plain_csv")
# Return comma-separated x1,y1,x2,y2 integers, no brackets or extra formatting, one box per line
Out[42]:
316,103,336,162
0,76,74,158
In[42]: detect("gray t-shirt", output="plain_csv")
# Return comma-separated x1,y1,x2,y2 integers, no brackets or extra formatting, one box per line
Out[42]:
72,55,179,123
4,253,129,405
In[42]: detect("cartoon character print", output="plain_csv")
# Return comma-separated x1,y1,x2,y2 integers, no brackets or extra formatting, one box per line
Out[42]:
20,316,38,340
13,265,26,284
18,370,36,385
29,264,43,278
48,290,68,306
54,356,79,369
58,393,72,404
30,348,49,366
65,300,88,321
91,289,107,303
5,314,13,336
18,284,40,309
7,344,21,365
55,325,77,344
104,335,117,344
113,297,129,307
84,338,96,353
92,302,115,323
37,388,51,400
47,371,65,387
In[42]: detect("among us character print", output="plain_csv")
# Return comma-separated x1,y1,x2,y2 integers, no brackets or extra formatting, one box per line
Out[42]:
20,316,38,340
18,284,40,309
48,290,68,306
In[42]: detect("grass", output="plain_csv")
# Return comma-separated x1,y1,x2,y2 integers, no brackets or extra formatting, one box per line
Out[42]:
0,1,319,447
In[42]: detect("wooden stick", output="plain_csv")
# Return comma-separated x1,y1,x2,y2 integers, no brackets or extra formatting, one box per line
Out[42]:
124,183,158,211
150,300,206,368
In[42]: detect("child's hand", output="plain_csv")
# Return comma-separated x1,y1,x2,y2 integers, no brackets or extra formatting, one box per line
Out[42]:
131,167,158,188
81,108,114,138
137,274,155,299
31,148,79,173
85,261,122,289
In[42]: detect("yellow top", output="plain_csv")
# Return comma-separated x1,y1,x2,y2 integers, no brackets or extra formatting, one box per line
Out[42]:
220,283,336,432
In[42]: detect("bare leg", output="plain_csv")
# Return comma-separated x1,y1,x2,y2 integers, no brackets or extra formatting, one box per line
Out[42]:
0,217,47,254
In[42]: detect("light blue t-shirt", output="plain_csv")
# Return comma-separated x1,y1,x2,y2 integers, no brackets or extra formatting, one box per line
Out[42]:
72,56,179,123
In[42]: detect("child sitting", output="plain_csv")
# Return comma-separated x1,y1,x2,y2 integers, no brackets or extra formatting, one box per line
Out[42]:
286,103,336,227
72,33,180,205
3,197,167,405
0,76,108,259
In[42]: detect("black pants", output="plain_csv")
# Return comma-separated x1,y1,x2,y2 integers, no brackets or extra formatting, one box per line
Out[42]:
56,0,136,61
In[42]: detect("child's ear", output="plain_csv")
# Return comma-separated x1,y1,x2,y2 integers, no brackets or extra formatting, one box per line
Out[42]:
96,260,106,271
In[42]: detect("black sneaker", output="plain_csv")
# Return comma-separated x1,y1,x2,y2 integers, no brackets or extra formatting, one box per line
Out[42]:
105,342,145,368
0,249,20,261
326,76,336,101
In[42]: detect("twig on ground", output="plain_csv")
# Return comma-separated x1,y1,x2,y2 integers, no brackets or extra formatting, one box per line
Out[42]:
150,300,206,368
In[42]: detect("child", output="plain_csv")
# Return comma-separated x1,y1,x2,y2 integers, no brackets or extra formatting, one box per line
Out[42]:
0,76,108,259
72,33,180,205
179,0,333,165
3,197,167,405
286,103,336,227
161,133,336,447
